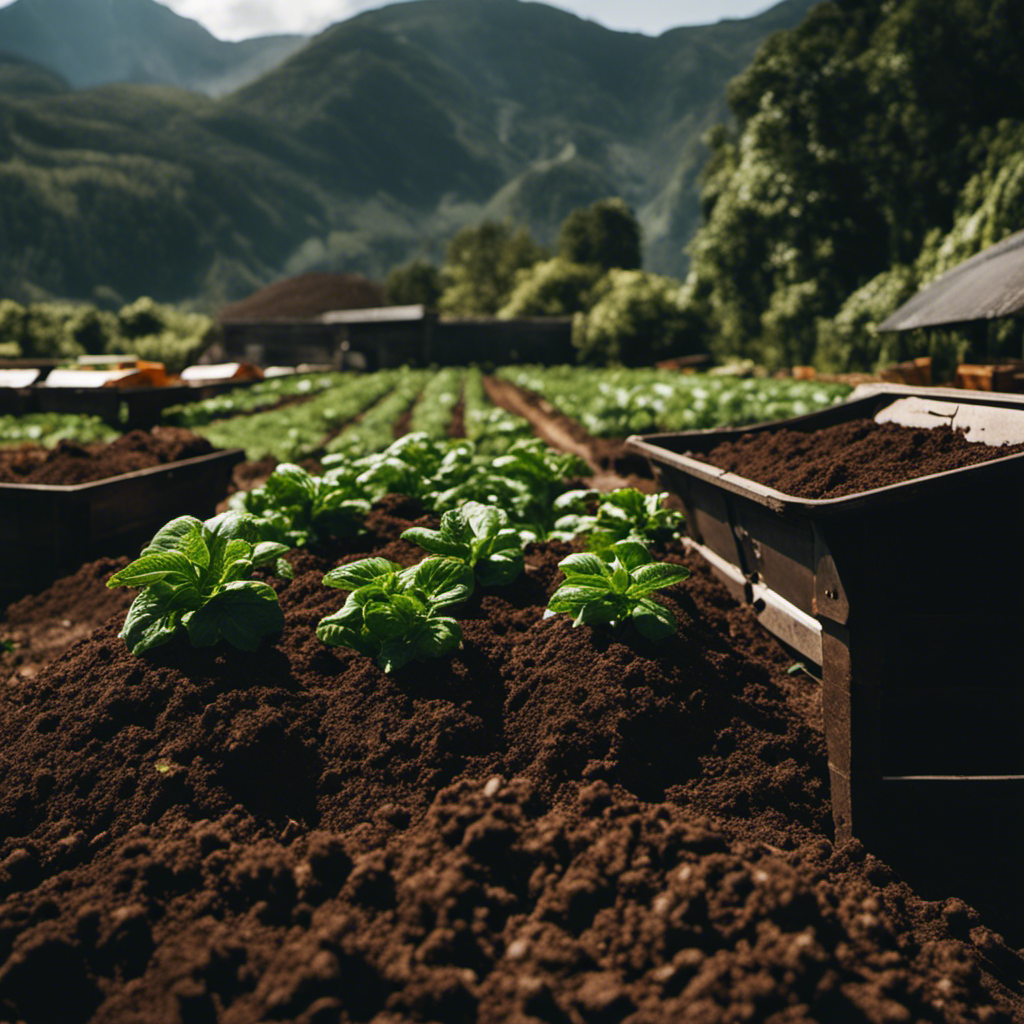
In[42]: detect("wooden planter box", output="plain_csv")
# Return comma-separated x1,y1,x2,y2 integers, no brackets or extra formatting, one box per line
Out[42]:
627,384,1024,914
35,384,193,428
954,361,1024,392
0,447,245,601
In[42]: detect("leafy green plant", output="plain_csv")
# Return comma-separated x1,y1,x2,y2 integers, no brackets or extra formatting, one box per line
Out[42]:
402,501,525,586
316,556,474,673
107,511,290,655
554,488,684,550
234,462,370,547
547,541,690,640
490,439,589,541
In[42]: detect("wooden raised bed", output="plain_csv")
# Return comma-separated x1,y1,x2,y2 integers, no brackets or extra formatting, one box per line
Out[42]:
0,446,244,600
627,383,1024,907
35,383,194,428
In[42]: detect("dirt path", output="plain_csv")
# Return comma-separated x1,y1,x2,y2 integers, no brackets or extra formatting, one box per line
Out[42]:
483,376,596,466
483,375,655,491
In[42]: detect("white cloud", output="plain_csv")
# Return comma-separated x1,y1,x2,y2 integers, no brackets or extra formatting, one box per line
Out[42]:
160,0,402,39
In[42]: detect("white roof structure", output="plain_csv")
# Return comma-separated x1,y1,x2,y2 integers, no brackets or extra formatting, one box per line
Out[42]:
0,369,40,388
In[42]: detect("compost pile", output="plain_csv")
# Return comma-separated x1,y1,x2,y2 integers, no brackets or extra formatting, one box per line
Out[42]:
0,498,1021,1024
692,418,1024,499
0,428,215,485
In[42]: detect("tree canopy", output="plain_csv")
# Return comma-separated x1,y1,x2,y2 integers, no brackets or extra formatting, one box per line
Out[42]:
557,197,642,272
680,0,1024,370
438,222,547,316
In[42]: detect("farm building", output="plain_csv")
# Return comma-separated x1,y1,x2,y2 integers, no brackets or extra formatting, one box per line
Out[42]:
214,273,575,368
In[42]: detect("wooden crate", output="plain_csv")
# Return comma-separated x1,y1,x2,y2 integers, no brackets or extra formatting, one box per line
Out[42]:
0,447,244,600
627,385,1024,925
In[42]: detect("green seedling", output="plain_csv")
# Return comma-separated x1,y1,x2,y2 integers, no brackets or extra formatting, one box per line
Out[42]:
107,511,289,655
235,462,370,548
401,501,525,587
547,540,690,641
554,487,684,551
316,555,474,673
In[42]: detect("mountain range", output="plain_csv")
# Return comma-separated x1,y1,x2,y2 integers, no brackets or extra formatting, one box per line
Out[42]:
0,0,817,307
0,0,306,94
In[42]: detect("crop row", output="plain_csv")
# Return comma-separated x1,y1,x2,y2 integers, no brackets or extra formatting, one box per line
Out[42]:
163,372,347,428
2,366,858,462
0,412,117,447
463,366,535,453
497,365,853,435
408,367,465,438
196,370,406,461
191,367,534,463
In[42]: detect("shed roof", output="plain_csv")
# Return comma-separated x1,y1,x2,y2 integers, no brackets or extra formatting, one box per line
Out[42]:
878,227,1024,331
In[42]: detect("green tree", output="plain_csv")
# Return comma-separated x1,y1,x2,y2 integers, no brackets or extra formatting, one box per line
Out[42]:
439,222,547,316
680,0,1024,369
572,269,702,366
497,257,603,318
384,258,442,307
557,197,642,271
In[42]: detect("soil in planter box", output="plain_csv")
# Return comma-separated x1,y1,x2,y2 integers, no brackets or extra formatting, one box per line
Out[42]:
693,418,1024,499
0,427,215,486
0,496,1021,1023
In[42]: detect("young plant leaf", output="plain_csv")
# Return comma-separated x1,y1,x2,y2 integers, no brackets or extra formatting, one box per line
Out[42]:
107,550,199,589
317,555,472,673
546,541,689,640
401,501,526,588
323,558,403,591
142,515,204,556
108,511,287,656
400,557,475,609
184,581,284,651
118,584,182,655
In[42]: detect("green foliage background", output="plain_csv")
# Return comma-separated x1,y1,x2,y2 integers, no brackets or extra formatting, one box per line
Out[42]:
0,296,218,370
681,0,1024,373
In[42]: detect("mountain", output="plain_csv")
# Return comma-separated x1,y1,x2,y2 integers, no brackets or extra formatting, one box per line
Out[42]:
0,0,306,95
0,0,817,306
0,50,69,95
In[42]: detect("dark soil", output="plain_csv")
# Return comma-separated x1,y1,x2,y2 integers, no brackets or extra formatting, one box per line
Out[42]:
692,418,1024,500
448,397,466,439
0,428,215,486
392,406,414,439
0,496,1022,1023
0,557,131,684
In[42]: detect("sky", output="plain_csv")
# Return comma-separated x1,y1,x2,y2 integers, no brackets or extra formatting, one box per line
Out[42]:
0,0,778,42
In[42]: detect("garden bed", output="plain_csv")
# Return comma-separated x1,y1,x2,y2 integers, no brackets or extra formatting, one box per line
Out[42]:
0,428,216,486
689,416,1024,498
0,429,243,601
628,385,1024,956
0,497,1022,1022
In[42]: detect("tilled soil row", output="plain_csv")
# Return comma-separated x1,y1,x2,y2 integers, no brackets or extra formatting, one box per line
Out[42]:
481,378,652,486
0,498,1022,1023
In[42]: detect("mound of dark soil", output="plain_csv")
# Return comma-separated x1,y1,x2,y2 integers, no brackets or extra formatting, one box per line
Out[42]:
693,419,1024,499
0,428,215,486
0,496,1021,1022
0,557,131,684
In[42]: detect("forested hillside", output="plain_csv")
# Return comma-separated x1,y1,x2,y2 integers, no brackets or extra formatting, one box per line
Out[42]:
680,0,1024,371
0,0,813,307
0,0,305,94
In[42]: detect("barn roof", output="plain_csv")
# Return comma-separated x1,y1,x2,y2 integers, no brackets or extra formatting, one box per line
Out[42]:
878,228,1024,331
